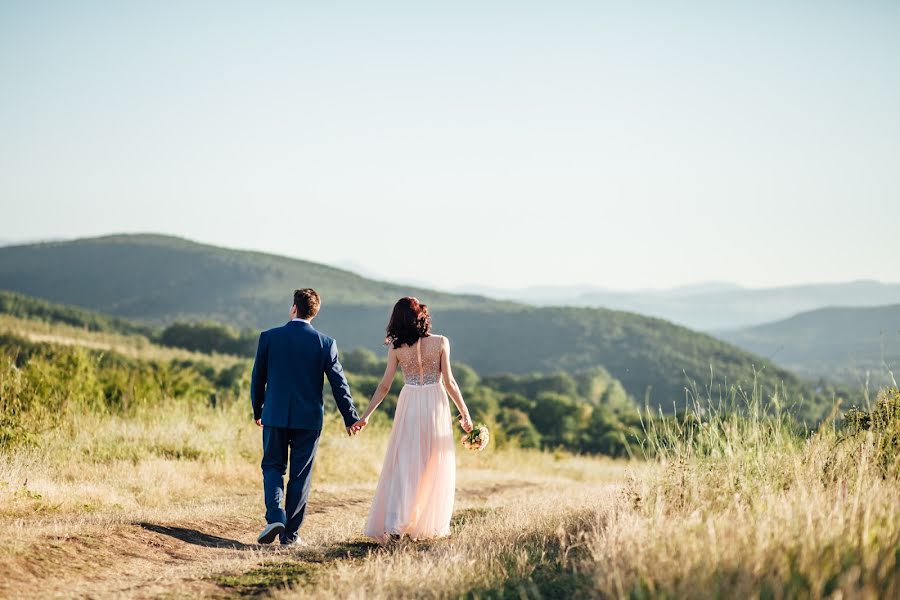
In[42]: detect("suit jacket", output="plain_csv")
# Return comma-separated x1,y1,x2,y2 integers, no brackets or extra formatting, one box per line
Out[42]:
250,320,360,430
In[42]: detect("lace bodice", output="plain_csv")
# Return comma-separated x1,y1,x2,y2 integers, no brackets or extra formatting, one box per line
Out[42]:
395,335,443,385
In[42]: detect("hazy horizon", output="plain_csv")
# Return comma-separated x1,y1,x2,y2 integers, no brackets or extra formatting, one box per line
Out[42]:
2,231,899,295
3,1,899,290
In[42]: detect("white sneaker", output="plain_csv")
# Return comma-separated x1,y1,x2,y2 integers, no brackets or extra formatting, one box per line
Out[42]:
281,535,303,547
257,522,285,544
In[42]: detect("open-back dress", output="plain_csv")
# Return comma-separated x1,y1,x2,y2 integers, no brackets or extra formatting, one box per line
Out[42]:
363,335,456,540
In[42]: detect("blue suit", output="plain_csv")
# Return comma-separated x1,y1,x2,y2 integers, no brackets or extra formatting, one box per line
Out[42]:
250,319,360,542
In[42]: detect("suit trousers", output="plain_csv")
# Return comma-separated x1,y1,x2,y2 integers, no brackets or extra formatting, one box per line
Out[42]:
261,426,320,542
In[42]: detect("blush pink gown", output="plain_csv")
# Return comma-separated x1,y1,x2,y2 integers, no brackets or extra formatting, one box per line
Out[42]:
364,335,456,540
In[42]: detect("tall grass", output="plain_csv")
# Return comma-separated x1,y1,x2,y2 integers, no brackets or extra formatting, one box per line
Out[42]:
1,328,897,598
265,387,899,599
581,386,900,598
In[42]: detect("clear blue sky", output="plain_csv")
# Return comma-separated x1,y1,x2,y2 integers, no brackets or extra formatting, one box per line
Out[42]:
1,1,898,290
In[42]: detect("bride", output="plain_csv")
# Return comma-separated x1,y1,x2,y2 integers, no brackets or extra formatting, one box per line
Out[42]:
352,297,473,541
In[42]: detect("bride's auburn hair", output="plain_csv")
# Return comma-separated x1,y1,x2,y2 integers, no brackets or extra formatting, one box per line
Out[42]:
385,297,431,348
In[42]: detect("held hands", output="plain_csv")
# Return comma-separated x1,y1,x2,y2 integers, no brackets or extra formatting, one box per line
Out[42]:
348,417,368,436
459,414,473,433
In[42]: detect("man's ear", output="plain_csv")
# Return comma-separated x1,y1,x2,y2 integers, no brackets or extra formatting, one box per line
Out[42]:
290,304,297,319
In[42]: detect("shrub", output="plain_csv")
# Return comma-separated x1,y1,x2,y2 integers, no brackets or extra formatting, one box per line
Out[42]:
841,387,900,477
0,334,247,450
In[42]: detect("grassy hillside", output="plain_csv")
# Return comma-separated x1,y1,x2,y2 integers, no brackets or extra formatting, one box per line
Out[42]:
718,305,900,387
0,234,843,417
0,315,642,456
0,289,154,337
2,323,897,597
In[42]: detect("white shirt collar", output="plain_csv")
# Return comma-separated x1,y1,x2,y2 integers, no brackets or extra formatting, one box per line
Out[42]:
291,318,311,324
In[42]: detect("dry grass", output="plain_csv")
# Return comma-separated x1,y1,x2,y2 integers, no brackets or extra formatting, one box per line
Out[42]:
584,436,900,598
269,395,900,599
1,324,898,598
0,397,629,599
5,396,896,599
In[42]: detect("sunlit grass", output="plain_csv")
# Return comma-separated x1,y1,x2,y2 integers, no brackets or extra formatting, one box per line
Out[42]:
0,313,241,366
0,324,897,598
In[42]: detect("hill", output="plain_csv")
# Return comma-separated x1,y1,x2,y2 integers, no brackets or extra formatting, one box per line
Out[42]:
0,234,841,417
0,234,494,323
463,280,900,331
718,304,900,387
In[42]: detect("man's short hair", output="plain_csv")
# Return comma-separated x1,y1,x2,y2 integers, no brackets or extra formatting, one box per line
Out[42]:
293,288,321,319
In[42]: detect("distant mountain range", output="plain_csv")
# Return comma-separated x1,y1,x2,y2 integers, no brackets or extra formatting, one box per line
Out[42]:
718,305,900,388
0,234,838,417
458,281,900,331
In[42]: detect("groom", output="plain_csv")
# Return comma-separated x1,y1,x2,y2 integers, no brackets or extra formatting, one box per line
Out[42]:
250,288,363,545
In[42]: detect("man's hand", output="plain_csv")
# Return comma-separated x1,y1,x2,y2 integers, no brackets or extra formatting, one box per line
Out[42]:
349,418,368,435
255,419,263,428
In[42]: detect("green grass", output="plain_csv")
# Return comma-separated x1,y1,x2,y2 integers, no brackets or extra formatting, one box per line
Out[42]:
0,289,154,337
215,562,323,597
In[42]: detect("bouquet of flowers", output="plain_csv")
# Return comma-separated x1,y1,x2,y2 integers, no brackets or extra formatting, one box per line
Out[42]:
461,423,490,451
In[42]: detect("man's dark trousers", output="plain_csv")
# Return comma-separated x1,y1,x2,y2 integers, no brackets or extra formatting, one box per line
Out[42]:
262,426,320,543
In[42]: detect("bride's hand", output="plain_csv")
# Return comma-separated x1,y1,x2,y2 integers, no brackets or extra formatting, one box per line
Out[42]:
351,418,368,434
459,415,473,433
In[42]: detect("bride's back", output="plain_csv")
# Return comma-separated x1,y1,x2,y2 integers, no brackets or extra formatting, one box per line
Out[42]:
395,335,443,386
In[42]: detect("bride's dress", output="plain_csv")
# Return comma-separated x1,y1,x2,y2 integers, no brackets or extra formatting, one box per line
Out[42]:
364,335,456,540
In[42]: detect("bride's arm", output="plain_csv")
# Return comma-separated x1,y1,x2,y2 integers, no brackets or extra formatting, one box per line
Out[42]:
440,337,473,432
354,347,399,427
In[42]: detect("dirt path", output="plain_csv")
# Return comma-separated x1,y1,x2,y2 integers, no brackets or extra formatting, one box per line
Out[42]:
0,476,566,599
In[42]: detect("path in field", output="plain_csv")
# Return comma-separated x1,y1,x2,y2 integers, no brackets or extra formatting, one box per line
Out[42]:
0,469,616,599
